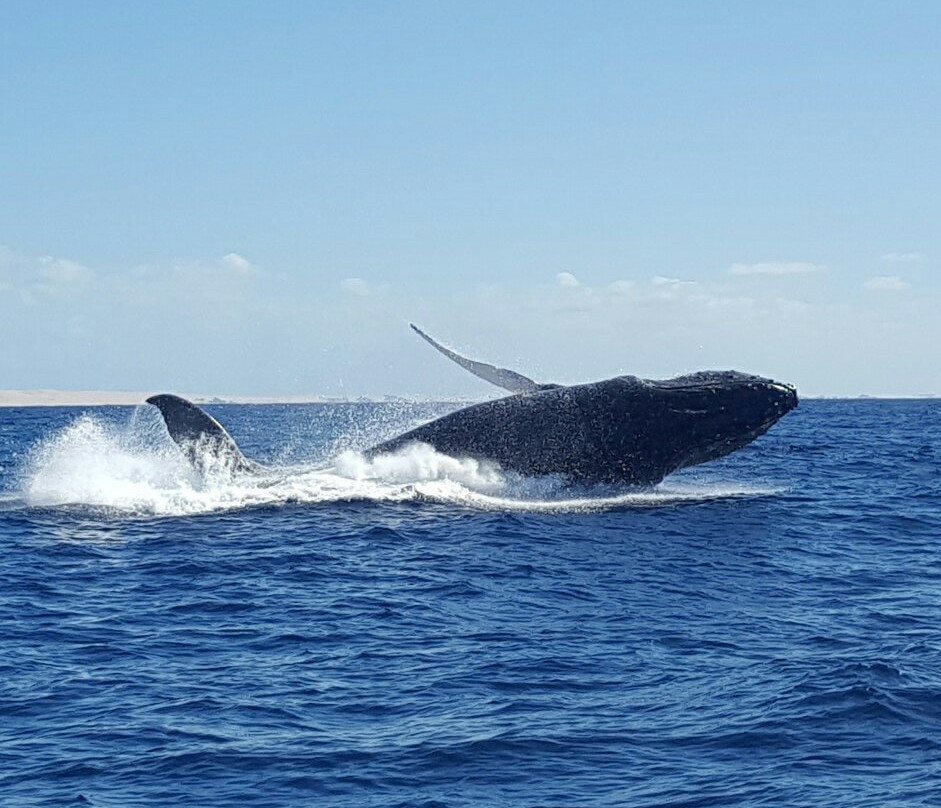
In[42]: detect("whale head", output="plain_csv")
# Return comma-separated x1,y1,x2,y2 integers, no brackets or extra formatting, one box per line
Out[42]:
627,371,799,475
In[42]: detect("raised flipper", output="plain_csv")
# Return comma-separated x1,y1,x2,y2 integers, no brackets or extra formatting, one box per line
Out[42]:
410,324,546,394
146,394,259,474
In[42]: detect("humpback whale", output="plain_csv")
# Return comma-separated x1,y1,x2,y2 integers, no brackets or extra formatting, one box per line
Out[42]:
147,327,797,487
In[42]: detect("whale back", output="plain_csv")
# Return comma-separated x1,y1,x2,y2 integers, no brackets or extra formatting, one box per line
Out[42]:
369,373,797,485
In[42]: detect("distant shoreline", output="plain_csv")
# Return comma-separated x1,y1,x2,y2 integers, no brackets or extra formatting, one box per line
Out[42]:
0,391,937,407
0,390,481,407
0,390,937,408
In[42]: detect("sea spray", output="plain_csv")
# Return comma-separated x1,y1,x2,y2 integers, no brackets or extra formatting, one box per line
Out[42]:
333,443,505,490
23,414,197,510
18,412,780,517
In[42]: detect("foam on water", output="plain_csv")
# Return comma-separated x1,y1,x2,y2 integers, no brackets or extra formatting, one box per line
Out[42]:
17,413,780,517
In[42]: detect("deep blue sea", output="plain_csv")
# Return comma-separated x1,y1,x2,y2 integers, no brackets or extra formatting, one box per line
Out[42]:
1,399,939,807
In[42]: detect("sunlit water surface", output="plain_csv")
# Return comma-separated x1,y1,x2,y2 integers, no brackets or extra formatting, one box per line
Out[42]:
1,399,939,807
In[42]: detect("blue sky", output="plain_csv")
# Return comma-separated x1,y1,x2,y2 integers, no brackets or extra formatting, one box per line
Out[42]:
1,1,938,397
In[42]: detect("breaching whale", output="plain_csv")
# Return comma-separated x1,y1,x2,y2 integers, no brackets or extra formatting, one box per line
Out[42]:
147,326,797,487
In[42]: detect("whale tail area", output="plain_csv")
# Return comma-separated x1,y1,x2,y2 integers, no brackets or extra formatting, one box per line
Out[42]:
146,394,259,474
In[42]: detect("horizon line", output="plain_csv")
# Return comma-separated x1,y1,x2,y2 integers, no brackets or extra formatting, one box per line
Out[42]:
0,389,937,408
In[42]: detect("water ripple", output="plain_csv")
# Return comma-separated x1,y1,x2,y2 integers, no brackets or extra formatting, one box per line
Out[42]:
1,400,940,806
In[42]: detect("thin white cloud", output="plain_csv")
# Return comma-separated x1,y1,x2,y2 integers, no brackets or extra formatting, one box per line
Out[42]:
728,261,824,276
647,276,696,302
220,252,256,275
651,276,695,287
163,256,258,291
863,275,910,292
33,258,93,298
107,254,262,325
37,256,93,285
4,238,939,397
881,252,921,264
341,277,370,296
609,280,635,295
0,249,95,299
556,271,580,288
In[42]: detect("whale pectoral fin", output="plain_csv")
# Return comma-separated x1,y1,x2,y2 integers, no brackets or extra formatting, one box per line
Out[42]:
410,323,541,394
146,394,258,473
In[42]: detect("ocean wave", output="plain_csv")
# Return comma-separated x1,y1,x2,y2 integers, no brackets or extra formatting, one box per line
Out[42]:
15,413,782,518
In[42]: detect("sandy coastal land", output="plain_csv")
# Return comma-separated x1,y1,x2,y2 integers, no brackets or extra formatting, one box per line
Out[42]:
0,390,152,407
0,391,461,407
0,390,348,407
0,390,933,407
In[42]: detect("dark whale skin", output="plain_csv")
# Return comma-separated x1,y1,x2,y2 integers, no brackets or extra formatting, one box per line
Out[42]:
369,372,798,486
146,371,797,487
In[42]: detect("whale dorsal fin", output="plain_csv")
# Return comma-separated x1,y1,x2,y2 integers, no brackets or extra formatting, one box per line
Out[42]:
146,394,258,474
410,324,541,394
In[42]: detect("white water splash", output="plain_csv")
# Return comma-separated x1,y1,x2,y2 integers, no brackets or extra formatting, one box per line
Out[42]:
334,443,505,490
18,413,781,517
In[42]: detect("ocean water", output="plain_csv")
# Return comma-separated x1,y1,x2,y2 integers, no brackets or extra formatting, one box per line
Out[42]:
0,398,939,807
